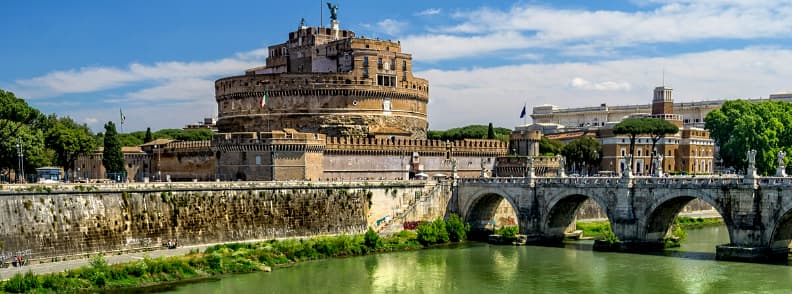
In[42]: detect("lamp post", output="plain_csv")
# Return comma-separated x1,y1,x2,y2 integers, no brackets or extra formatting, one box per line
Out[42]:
15,137,24,183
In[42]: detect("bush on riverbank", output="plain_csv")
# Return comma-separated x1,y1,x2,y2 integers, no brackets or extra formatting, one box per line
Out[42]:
0,230,429,293
416,214,470,246
496,226,519,239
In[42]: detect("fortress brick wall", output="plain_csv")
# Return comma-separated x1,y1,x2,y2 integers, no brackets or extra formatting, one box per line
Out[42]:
0,181,445,262
156,141,216,181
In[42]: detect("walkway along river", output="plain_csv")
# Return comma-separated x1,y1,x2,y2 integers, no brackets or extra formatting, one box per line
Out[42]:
162,225,792,294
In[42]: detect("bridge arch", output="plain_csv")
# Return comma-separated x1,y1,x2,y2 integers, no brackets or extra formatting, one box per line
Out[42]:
767,202,792,253
543,192,613,240
641,192,733,243
462,189,520,238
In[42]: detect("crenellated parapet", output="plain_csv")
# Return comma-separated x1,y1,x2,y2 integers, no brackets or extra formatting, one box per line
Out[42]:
212,131,326,153
324,137,507,157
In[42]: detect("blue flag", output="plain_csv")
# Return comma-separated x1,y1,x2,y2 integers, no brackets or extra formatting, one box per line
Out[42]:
519,105,526,118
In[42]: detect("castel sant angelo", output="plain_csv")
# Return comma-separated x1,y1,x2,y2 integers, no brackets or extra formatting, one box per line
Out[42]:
79,9,508,182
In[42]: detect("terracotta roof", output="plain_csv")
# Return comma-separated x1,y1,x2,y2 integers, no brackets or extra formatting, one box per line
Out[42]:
138,138,176,147
93,146,145,154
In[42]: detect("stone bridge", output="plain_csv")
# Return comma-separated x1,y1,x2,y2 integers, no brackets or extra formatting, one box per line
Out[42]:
452,175,792,262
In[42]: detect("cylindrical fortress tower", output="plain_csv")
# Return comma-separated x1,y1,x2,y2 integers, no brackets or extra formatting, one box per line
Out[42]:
215,24,429,139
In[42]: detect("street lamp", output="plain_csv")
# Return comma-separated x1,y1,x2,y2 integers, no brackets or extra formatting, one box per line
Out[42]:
15,137,24,183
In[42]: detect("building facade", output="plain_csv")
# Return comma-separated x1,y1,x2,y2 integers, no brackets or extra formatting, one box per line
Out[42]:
532,92,792,133
542,86,716,175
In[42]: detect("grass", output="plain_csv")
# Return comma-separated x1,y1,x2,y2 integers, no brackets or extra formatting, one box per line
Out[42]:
674,216,723,229
575,221,612,240
575,216,723,247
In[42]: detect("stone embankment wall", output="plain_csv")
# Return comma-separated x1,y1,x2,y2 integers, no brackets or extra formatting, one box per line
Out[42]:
0,181,443,262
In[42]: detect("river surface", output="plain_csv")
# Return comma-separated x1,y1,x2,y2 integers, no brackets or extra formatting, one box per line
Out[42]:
163,226,792,293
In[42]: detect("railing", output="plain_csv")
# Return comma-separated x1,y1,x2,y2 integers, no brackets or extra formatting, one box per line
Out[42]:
458,175,792,188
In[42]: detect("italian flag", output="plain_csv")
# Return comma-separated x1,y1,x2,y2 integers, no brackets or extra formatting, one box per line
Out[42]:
259,89,268,108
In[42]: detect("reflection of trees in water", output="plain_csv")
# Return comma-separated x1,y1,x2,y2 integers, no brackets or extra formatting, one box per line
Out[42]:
370,251,447,292
489,247,519,282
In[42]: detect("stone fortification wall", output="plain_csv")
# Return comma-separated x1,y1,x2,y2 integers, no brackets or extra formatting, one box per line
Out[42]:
215,73,429,139
157,141,215,181
325,137,507,156
323,137,507,179
364,181,452,232
0,181,439,262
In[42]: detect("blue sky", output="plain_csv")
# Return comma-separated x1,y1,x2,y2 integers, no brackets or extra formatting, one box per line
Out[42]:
3,0,792,133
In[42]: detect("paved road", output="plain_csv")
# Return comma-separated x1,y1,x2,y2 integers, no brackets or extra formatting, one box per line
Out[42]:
0,243,214,280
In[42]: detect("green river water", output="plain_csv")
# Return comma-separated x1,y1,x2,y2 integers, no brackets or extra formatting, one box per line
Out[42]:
163,226,792,293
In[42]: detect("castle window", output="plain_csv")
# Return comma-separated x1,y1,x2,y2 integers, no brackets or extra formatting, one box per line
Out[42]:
363,67,369,78
256,155,262,165
377,74,396,87
363,57,369,66
383,98,392,113
402,60,407,71
378,58,383,70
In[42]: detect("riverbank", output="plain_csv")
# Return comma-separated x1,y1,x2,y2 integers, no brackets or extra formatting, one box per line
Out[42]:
0,230,429,293
576,216,724,240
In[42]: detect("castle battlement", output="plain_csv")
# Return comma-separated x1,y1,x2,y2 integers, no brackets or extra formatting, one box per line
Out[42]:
325,136,507,156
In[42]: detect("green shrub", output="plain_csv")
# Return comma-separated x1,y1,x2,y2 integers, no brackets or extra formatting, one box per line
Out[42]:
90,271,107,287
416,222,437,245
364,227,383,250
4,271,41,293
432,219,450,243
603,227,620,245
90,254,108,271
496,226,519,239
445,213,470,242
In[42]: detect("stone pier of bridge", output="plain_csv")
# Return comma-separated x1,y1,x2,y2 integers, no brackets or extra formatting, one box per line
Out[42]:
453,175,792,262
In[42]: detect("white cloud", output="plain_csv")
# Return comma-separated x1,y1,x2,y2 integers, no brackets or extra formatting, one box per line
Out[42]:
403,1,792,60
376,19,407,36
84,117,98,124
416,8,441,16
570,78,631,91
126,78,214,101
420,48,792,130
12,48,267,99
403,31,536,61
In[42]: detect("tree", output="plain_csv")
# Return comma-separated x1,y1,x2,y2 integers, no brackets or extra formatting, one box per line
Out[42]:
45,116,96,181
705,100,792,175
539,136,564,155
427,124,511,143
102,121,126,177
0,90,49,181
144,127,153,143
647,119,679,174
561,136,602,175
486,122,495,139
613,118,654,169
0,90,43,142
445,213,470,242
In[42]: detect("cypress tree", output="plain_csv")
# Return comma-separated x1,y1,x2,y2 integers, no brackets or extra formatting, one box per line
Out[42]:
102,121,126,176
486,122,495,139
144,127,152,143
